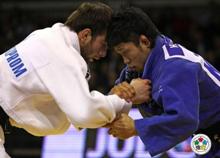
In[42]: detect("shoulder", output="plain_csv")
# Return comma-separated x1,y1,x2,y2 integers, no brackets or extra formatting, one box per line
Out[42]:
25,23,62,42
162,43,203,64
161,43,204,71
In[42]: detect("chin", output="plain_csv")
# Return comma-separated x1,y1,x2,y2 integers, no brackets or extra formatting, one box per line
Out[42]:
88,58,94,62
136,68,143,73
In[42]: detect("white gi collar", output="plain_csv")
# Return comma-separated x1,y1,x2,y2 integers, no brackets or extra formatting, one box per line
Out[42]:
53,23,81,53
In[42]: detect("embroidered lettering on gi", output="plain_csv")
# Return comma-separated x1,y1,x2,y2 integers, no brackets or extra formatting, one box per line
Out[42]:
5,47,27,78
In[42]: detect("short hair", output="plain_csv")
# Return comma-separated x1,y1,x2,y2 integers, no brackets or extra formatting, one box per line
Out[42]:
107,7,160,49
65,2,112,37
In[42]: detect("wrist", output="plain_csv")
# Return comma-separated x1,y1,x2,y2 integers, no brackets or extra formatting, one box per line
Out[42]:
132,120,138,135
133,129,138,136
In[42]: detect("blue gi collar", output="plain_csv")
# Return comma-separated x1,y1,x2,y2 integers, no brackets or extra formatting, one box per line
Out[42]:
142,35,174,79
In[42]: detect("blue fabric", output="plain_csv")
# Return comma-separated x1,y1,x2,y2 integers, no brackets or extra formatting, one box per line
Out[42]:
117,35,220,157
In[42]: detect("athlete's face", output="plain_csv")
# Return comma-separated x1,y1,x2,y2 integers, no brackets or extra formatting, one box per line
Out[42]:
79,29,107,62
84,33,107,62
113,35,151,72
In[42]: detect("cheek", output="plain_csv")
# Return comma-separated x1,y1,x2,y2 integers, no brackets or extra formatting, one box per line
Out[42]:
134,57,142,66
91,43,101,55
131,52,141,63
133,54,145,68
137,56,147,69
86,45,96,58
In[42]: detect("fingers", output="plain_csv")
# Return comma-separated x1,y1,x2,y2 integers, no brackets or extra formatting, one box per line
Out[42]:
108,113,131,129
119,82,135,100
108,127,124,139
143,79,151,84
131,78,151,86
107,113,135,140
121,82,136,97
111,78,152,104
109,86,124,99
130,78,152,104
116,84,131,100
110,81,135,102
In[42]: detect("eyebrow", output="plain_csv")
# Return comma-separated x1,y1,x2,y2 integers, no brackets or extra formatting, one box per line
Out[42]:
115,45,124,52
115,49,127,56
114,47,122,54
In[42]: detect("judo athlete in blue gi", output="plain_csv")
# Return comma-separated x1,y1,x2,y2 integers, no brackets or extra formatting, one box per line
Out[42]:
107,7,220,158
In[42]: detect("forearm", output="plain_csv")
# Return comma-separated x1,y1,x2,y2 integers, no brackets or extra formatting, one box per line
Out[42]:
68,92,131,129
135,113,198,156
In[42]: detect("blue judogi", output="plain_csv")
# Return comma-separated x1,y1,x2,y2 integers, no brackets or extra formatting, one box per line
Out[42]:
116,35,220,157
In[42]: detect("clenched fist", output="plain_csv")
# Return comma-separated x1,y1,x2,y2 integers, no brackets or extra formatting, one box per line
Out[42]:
130,78,151,104
107,113,137,140
109,81,136,102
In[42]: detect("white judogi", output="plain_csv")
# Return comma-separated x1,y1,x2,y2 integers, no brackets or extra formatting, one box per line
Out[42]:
0,23,131,138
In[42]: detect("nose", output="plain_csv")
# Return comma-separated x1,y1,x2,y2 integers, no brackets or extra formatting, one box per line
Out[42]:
123,57,130,64
99,42,108,58
99,50,107,58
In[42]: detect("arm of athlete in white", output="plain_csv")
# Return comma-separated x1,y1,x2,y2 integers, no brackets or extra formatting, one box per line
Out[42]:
23,33,131,129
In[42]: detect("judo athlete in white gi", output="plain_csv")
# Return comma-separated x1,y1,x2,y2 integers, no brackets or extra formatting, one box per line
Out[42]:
0,2,151,157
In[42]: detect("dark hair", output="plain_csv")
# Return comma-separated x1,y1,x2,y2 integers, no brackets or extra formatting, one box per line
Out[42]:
65,2,112,37
107,7,160,49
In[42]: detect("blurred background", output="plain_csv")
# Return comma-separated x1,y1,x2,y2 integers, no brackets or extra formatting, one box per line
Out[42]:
0,0,220,157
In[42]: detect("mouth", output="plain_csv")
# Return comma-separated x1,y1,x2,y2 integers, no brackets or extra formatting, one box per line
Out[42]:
88,57,100,62
94,57,100,60
89,58,94,62
128,66,136,71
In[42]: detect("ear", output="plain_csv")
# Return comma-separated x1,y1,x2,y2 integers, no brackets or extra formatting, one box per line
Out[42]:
139,35,151,49
78,28,92,46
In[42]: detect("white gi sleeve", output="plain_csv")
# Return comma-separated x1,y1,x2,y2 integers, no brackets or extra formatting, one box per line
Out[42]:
22,33,132,129
35,62,131,129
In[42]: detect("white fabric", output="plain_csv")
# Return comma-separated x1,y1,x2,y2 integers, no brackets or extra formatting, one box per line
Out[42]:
0,23,131,137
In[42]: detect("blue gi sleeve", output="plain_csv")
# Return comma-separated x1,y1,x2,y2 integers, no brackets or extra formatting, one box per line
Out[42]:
135,59,200,156
115,67,127,85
